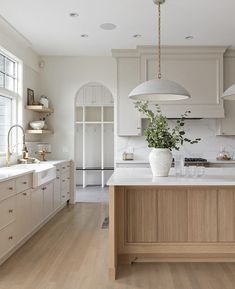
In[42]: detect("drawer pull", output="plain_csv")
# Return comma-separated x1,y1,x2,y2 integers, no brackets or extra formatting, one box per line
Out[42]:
23,192,27,196
8,209,13,213
62,167,66,169
67,177,70,180
8,187,13,191
42,187,46,191
62,195,65,198
67,165,70,168
22,181,27,185
62,180,65,183
56,169,60,172
8,236,13,240
57,177,60,180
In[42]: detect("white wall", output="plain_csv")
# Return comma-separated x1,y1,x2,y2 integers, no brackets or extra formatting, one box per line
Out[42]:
0,17,40,166
40,56,117,160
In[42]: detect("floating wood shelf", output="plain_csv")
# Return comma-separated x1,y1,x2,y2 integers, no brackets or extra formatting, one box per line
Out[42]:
25,105,54,113
26,129,53,134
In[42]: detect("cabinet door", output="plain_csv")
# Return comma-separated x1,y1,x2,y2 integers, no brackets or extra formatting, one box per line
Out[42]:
31,188,43,229
43,183,54,219
126,187,158,243
158,189,188,242
218,189,235,241
54,178,61,210
188,189,217,242
16,189,32,242
0,196,16,230
117,58,141,136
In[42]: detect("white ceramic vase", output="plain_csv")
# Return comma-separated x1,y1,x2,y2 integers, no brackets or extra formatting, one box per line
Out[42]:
149,148,173,177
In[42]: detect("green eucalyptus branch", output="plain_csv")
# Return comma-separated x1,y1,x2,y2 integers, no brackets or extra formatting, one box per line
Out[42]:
135,101,201,151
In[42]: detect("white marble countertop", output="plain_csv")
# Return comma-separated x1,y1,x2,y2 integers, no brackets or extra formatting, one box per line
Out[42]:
107,168,235,186
0,160,69,183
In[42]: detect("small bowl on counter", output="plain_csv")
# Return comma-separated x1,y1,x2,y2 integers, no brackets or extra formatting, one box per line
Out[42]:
29,121,45,130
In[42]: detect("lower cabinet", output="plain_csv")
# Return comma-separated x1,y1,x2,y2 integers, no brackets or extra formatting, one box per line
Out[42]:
16,189,32,242
0,222,15,259
31,187,43,229
125,187,235,243
43,183,54,219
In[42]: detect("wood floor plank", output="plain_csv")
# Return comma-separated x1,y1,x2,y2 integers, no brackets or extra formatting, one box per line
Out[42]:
0,203,234,289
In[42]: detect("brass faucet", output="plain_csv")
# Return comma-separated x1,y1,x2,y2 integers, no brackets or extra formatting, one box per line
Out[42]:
6,124,28,166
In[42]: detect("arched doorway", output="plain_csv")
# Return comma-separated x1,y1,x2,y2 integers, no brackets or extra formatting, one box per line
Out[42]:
74,83,114,202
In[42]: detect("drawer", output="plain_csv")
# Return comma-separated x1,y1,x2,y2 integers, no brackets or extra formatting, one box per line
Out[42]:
0,222,15,259
16,174,32,193
61,191,70,204
55,165,61,177
61,162,71,173
0,196,16,230
0,180,15,201
61,177,70,191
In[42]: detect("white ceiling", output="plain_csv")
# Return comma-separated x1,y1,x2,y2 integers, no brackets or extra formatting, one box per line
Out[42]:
0,0,235,56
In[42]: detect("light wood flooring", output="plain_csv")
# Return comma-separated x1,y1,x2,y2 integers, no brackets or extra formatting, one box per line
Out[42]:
1,203,235,289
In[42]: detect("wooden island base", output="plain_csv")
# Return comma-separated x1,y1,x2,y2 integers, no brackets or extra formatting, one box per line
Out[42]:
109,185,235,280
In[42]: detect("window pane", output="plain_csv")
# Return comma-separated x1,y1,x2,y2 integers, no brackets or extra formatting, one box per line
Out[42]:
0,96,12,154
6,76,14,91
0,72,4,88
0,55,4,72
6,58,15,76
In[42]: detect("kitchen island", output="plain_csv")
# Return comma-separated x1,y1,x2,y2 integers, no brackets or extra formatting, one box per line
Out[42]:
107,168,235,280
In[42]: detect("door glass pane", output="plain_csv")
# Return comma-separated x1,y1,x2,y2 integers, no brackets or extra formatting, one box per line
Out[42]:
6,75,14,91
6,59,15,76
0,55,4,72
0,72,4,88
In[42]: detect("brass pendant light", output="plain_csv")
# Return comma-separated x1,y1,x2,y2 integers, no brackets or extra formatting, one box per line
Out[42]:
129,0,191,101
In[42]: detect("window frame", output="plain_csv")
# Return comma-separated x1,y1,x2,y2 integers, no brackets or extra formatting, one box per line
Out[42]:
0,47,22,158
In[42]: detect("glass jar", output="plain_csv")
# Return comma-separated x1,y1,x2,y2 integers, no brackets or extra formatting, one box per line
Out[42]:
216,147,231,161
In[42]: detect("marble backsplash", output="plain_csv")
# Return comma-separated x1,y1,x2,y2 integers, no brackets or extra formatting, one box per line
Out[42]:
116,119,235,162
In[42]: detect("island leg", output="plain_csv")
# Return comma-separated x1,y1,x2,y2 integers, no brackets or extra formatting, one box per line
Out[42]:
109,186,117,280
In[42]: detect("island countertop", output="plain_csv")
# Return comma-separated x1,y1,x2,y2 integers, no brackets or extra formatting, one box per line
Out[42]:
107,167,235,186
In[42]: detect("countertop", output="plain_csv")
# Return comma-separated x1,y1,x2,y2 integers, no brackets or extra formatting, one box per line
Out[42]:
0,160,69,183
107,167,235,186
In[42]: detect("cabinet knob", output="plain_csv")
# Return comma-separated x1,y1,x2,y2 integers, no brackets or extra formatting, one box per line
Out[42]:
8,187,13,191
23,192,27,196
67,177,70,180
8,236,13,240
56,169,60,172
22,181,27,185
67,165,70,168
62,180,65,183
62,167,66,169
8,209,13,213
56,177,60,180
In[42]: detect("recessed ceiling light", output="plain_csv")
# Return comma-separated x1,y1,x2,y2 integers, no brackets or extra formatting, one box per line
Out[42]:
69,12,79,17
100,23,117,30
185,36,194,40
133,34,142,38
81,34,88,38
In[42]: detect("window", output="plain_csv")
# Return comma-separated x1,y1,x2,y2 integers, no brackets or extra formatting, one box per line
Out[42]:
0,96,12,154
0,49,19,156
0,53,17,93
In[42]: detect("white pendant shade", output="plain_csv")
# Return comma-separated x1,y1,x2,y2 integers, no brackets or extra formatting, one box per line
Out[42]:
129,79,191,101
222,84,235,100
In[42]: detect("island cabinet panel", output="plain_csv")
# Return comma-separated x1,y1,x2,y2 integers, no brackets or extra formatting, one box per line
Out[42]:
126,188,158,243
188,189,218,242
157,189,188,242
218,189,235,241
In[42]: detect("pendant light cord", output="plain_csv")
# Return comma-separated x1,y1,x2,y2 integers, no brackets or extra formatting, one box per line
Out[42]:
157,1,162,79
